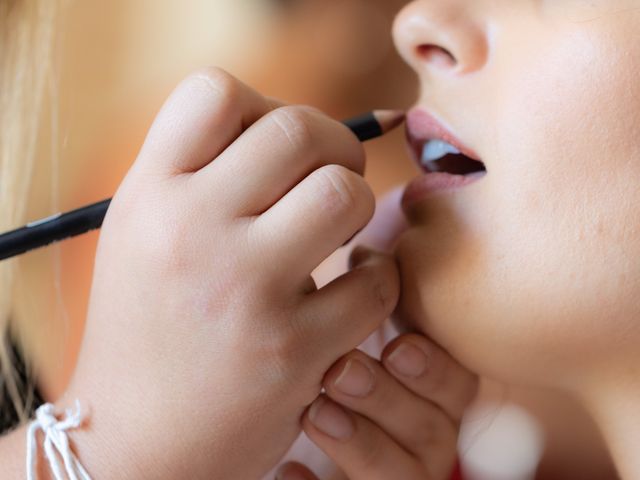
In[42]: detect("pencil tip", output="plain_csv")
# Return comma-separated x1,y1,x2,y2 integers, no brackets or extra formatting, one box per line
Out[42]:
373,110,406,134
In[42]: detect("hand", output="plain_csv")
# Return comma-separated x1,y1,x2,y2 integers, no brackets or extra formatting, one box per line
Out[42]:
276,333,479,480
58,68,400,479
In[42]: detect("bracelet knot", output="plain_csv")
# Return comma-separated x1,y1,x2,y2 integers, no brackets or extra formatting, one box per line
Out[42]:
26,400,92,480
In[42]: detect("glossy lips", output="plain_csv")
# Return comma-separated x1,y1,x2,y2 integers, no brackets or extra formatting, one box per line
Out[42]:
402,108,486,209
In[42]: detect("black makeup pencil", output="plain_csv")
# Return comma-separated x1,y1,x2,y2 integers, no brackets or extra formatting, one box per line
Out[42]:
0,110,405,261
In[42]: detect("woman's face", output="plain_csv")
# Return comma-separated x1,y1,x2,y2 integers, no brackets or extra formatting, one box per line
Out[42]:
391,0,640,389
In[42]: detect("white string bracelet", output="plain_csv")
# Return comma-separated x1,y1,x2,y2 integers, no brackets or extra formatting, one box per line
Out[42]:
26,400,93,480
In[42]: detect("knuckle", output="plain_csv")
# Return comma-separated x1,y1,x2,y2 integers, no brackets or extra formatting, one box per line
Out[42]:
191,66,240,99
312,165,367,216
270,106,316,152
188,67,244,119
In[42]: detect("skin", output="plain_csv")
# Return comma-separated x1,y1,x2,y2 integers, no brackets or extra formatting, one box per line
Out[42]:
8,2,472,478
1,67,477,478
7,2,632,476
391,0,640,477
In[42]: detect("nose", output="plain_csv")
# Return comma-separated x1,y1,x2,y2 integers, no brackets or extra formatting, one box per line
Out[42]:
393,1,488,76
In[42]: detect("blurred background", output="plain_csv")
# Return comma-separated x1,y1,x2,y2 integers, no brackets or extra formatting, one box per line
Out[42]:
12,1,616,479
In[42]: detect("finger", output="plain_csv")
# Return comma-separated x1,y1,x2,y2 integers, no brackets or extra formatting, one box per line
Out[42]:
136,67,279,176
322,349,458,478
252,165,375,280
198,105,366,217
382,334,479,422
349,186,408,253
295,249,400,368
276,462,319,480
302,396,427,480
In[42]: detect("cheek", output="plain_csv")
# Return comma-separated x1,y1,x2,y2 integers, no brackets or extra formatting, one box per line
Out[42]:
497,19,640,357
396,17,640,388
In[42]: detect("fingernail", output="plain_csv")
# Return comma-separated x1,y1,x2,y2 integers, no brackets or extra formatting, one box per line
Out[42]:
334,359,374,397
308,397,354,441
349,246,374,269
276,466,309,480
387,343,428,378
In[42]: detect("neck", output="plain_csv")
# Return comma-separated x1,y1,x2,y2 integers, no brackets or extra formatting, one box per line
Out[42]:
580,368,640,479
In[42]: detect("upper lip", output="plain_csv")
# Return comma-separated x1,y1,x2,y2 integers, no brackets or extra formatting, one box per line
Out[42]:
405,108,482,170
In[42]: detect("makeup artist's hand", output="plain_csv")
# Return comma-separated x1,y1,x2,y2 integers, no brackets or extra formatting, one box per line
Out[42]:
57,67,399,480
276,333,479,480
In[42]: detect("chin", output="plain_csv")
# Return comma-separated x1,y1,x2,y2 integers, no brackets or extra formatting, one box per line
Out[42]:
392,219,476,331
392,228,457,347
392,265,500,383
392,226,536,385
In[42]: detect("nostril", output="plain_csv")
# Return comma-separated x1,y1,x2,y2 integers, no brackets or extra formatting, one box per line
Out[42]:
416,44,456,68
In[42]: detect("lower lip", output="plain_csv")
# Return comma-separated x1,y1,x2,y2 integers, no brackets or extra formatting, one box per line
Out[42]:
401,171,486,210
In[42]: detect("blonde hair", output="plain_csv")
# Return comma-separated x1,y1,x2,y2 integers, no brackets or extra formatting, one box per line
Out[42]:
0,0,56,425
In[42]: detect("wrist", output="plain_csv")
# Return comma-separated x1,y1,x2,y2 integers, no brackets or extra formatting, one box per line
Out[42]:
0,423,56,480
55,383,156,480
